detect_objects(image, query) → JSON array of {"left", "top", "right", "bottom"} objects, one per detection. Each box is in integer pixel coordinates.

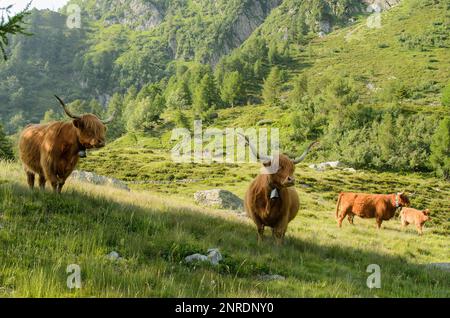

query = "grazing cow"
[
  {"left": 242, "top": 134, "right": 318, "bottom": 244},
  {"left": 19, "top": 95, "right": 114, "bottom": 193},
  {"left": 400, "top": 208, "right": 430, "bottom": 235},
  {"left": 335, "top": 192, "right": 410, "bottom": 229}
]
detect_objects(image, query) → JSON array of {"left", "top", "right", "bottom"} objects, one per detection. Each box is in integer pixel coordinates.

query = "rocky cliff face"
[
  {"left": 84, "top": 0, "right": 165, "bottom": 30},
  {"left": 362, "top": 0, "right": 402, "bottom": 10},
  {"left": 209, "top": 0, "right": 281, "bottom": 65},
  {"left": 78, "top": 0, "right": 281, "bottom": 64}
]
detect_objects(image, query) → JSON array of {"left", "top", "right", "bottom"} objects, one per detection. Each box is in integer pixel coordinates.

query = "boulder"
[
  {"left": 194, "top": 189, "right": 243, "bottom": 211},
  {"left": 70, "top": 170, "right": 130, "bottom": 191},
  {"left": 425, "top": 263, "right": 450, "bottom": 272},
  {"left": 185, "top": 248, "right": 223, "bottom": 266},
  {"left": 309, "top": 161, "right": 345, "bottom": 171},
  {"left": 107, "top": 251, "right": 121, "bottom": 261}
]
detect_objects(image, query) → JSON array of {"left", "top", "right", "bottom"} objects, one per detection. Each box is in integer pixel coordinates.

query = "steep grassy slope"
[
  {"left": 219, "top": 0, "right": 449, "bottom": 110},
  {"left": 0, "top": 161, "right": 449, "bottom": 297},
  {"left": 293, "top": 0, "right": 450, "bottom": 109}
]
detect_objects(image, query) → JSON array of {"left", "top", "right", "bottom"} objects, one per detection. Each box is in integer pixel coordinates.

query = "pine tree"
[
  {"left": 0, "top": 4, "right": 31, "bottom": 60},
  {"left": 106, "top": 93, "right": 126, "bottom": 140},
  {"left": 262, "top": 67, "right": 283, "bottom": 106},
  {"left": 167, "top": 80, "right": 191, "bottom": 110},
  {"left": 290, "top": 75, "right": 308, "bottom": 103},
  {"left": 221, "top": 71, "right": 244, "bottom": 107},
  {"left": 430, "top": 117, "right": 450, "bottom": 179},
  {"left": 193, "top": 73, "right": 220, "bottom": 117},
  {"left": 0, "top": 124, "right": 13, "bottom": 160}
]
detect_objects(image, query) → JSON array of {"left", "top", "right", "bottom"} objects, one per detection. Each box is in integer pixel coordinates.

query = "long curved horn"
[
  {"left": 238, "top": 132, "right": 272, "bottom": 162},
  {"left": 101, "top": 111, "right": 115, "bottom": 124},
  {"left": 54, "top": 95, "right": 80, "bottom": 119},
  {"left": 292, "top": 141, "right": 319, "bottom": 164}
]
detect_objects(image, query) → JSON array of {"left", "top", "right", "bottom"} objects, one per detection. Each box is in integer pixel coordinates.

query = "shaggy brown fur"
[
  {"left": 19, "top": 102, "right": 108, "bottom": 193},
  {"left": 400, "top": 207, "right": 430, "bottom": 235},
  {"left": 244, "top": 141, "right": 318, "bottom": 245},
  {"left": 335, "top": 192, "right": 410, "bottom": 229}
]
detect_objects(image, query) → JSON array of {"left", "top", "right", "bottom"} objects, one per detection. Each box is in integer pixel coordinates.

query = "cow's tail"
[{"left": 335, "top": 193, "right": 343, "bottom": 219}]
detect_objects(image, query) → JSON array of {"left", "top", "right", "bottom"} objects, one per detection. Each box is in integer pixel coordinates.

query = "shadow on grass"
[{"left": 0, "top": 181, "right": 448, "bottom": 297}]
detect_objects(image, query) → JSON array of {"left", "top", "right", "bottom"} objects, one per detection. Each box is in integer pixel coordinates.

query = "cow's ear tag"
[{"left": 270, "top": 188, "right": 279, "bottom": 199}]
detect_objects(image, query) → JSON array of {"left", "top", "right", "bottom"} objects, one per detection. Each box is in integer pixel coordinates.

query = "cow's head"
[
  {"left": 241, "top": 133, "right": 318, "bottom": 188},
  {"left": 397, "top": 192, "right": 410, "bottom": 207},
  {"left": 55, "top": 95, "right": 114, "bottom": 149},
  {"left": 422, "top": 209, "right": 431, "bottom": 221}
]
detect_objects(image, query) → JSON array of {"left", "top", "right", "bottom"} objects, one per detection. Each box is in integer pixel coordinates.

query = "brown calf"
[{"left": 400, "top": 208, "right": 430, "bottom": 235}]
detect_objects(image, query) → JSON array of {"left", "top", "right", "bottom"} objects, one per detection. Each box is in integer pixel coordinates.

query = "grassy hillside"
[
  {"left": 218, "top": 0, "right": 449, "bottom": 109},
  {"left": 0, "top": 160, "right": 448, "bottom": 297},
  {"left": 294, "top": 0, "right": 450, "bottom": 110}
]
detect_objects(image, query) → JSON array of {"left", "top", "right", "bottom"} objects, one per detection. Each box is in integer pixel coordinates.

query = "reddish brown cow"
[
  {"left": 19, "top": 95, "right": 114, "bottom": 193},
  {"left": 242, "top": 135, "right": 318, "bottom": 244},
  {"left": 335, "top": 192, "right": 410, "bottom": 229},
  {"left": 400, "top": 207, "right": 430, "bottom": 235}
]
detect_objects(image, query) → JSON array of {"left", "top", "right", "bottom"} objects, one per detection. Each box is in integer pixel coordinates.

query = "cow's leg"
[
  {"left": 252, "top": 217, "right": 265, "bottom": 243},
  {"left": 416, "top": 224, "right": 423, "bottom": 235},
  {"left": 401, "top": 218, "right": 408, "bottom": 229},
  {"left": 376, "top": 218, "right": 383, "bottom": 229},
  {"left": 347, "top": 213, "right": 355, "bottom": 225},
  {"left": 45, "top": 173, "right": 58, "bottom": 193},
  {"left": 272, "top": 219, "right": 288, "bottom": 245},
  {"left": 337, "top": 207, "right": 349, "bottom": 228},
  {"left": 272, "top": 226, "right": 286, "bottom": 245},
  {"left": 50, "top": 181, "right": 58, "bottom": 193},
  {"left": 38, "top": 175, "right": 46, "bottom": 190},
  {"left": 273, "top": 228, "right": 286, "bottom": 245},
  {"left": 57, "top": 181, "right": 65, "bottom": 194},
  {"left": 26, "top": 172, "right": 35, "bottom": 189}
]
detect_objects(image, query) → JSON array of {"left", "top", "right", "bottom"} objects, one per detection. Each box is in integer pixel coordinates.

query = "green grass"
[{"left": 1, "top": 156, "right": 449, "bottom": 297}]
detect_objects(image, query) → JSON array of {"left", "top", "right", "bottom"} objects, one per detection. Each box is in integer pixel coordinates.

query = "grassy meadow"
[{"left": 0, "top": 147, "right": 448, "bottom": 297}]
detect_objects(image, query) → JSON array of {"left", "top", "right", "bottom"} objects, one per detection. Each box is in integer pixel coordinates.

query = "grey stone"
[
  {"left": 426, "top": 263, "right": 450, "bottom": 271},
  {"left": 194, "top": 189, "right": 243, "bottom": 211},
  {"left": 185, "top": 253, "right": 208, "bottom": 263},
  {"left": 107, "top": 251, "right": 121, "bottom": 261},
  {"left": 207, "top": 248, "right": 223, "bottom": 265},
  {"left": 309, "top": 161, "right": 345, "bottom": 171},
  {"left": 185, "top": 248, "right": 223, "bottom": 266},
  {"left": 70, "top": 170, "right": 130, "bottom": 191}
]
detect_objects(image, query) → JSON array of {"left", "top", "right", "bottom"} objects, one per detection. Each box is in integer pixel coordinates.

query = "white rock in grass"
[
  {"left": 258, "top": 274, "right": 285, "bottom": 281},
  {"left": 426, "top": 263, "right": 450, "bottom": 271},
  {"left": 207, "top": 248, "right": 223, "bottom": 265},
  {"left": 185, "top": 253, "right": 208, "bottom": 263},
  {"left": 107, "top": 251, "right": 120, "bottom": 261},
  {"left": 185, "top": 248, "right": 223, "bottom": 266}
]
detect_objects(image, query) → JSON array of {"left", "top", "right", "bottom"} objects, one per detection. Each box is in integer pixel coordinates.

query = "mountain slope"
[{"left": 0, "top": 0, "right": 282, "bottom": 129}]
